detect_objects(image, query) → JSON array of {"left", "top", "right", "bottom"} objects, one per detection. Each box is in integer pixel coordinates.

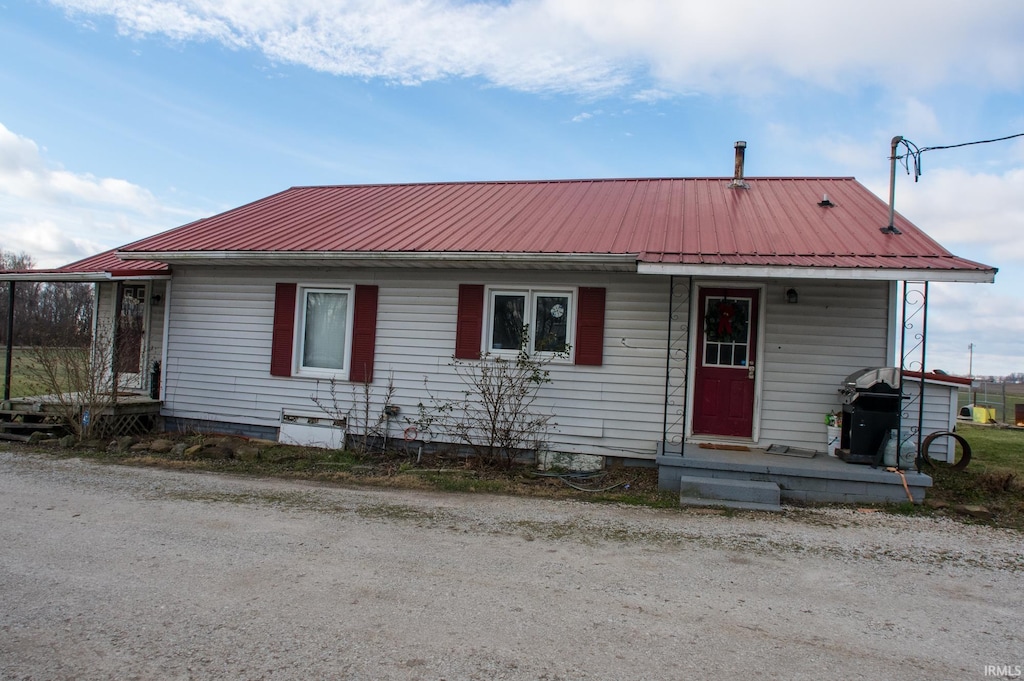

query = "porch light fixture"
[
  {"left": 150, "top": 294, "right": 162, "bottom": 304},
  {"left": 786, "top": 288, "right": 798, "bottom": 304}
]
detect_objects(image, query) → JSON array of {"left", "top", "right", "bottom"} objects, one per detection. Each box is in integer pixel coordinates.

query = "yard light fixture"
[{"left": 786, "top": 288, "right": 798, "bottom": 304}]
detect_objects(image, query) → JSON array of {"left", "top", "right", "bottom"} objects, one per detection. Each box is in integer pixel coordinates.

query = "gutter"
[
  {"left": 636, "top": 262, "right": 997, "bottom": 284},
  {"left": 0, "top": 272, "right": 172, "bottom": 283},
  {"left": 115, "top": 250, "right": 641, "bottom": 270}
]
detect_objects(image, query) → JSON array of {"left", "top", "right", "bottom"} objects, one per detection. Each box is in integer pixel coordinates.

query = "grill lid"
[{"left": 841, "top": 367, "right": 901, "bottom": 392}]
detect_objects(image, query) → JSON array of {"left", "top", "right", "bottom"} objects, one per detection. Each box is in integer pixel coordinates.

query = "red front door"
[{"left": 692, "top": 287, "right": 759, "bottom": 438}]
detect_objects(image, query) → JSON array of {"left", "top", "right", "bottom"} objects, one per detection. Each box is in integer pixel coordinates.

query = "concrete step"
[{"left": 678, "top": 474, "right": 782, "bottom": 511}]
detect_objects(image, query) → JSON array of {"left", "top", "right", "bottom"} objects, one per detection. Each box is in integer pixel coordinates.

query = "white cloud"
[
  {"left": 571, "top": 112, "right": 593, "bottom": 122},
  {"left": 48, "top": 0, "right": 1024, "bottom": 97},
  {"left": 893, "top": 167, "right": 1024, "bottom": 264},
  {"left": 924, "top": 282, "right": 1024, "bottom": 376},
  {"left": 0, "top": 122, "right": 158, "bottom": 211},
  {"left": 0, "top": 123, "right": 200, "bottom": 268}
]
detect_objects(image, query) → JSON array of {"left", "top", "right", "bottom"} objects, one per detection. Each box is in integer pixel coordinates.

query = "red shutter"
[
  {"left": 271, "top": 283, "right": 297, "bottom": 377},
  {"left": 455, "top": 284, "right": 485, "bottom": 359},
  {"left": 349, "top": 285, "right": 379, "bottom": 383},
  {"left": 575, "top": 287, "right": 606, "bottom": 366}
]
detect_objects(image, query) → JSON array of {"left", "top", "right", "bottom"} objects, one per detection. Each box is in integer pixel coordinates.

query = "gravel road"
[{"left": 1, "top": 450, "right": 1021, "bottom": 681}]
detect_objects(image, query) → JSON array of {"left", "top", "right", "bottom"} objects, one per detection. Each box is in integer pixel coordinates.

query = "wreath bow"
[
  {"left": 717, "top": 302, "right": 735, "bottom": 337},
  {"left": 705, "top": 298, "right": 749, "bottom": 343}
]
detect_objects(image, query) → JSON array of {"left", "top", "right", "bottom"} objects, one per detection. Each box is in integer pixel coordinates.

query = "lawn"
[
  {"left": 925, "top": 422, "right": 1024, "bottom": 528},
  {"left": 0, "top": 346, "right": 92, "bottom": 399}
]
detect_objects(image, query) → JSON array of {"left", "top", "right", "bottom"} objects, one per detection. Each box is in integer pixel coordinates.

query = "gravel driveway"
[{"left": 1, "top": 450, "right": 1021, "bottom": 680}]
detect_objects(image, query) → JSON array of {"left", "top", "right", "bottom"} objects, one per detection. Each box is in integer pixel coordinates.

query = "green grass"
[
  {"left": 925, "top": 423, "right": 1024, "bottom": 528},
  {"left": 0, "top": 346, "right": 91, "bottom": 398},
  {"left": 14, "top": 417, "right": 1024, "bottom": 528},
  {"left": 952, "top": 423, "right": 1024, "bottom": 473}
]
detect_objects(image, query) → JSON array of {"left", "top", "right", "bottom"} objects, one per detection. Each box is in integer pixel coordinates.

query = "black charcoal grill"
[{"left": 837, "top": 368, "right": 902, "bottom": 465}]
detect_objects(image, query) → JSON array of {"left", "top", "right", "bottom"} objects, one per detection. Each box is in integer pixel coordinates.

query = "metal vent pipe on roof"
[{"left": 729, "top": 140, "right": 749, "bottom": 189}]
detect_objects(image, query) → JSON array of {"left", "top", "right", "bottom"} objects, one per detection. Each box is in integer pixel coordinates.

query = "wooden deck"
[
  {"left": 0, "top": 393, "right": 161, "bottom": 441},
  {"left": 657, "top": 442, "right": 931, "bottom": 508}
]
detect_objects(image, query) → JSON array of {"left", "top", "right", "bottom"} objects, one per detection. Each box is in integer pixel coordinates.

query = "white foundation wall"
[{"left": 160, "top": 267, "right": 671, "bottom": 459}]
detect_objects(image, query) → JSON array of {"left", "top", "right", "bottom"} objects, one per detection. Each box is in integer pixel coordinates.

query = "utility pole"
[{"left": 968, "top": 342, "right": 976, "bottom": 406}]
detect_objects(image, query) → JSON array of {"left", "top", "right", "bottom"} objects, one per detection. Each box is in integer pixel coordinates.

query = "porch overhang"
[
  {"left": 636, "top": 262, "right": 997, "bottom": 283},
  {"left": 0, "top": 271, "right": 172, "bottom": 283}
]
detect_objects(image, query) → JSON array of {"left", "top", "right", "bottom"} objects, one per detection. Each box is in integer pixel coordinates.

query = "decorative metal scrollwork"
[
  {"left": 664, "top": 277, "right": 692, "bottom": 449},
  {"left": 899, "top": 281, "right": 929, "bottom": 471}
]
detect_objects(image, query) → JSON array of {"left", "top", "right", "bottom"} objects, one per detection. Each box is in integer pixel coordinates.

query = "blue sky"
[{"left": 1, "top": 0, "right": 1022, "bottom": 376}]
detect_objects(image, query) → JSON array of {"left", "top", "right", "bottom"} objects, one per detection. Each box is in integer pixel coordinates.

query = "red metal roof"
[
  {"left": 0, "top": 248, "right": 169, "bottom": 280},
  {"left": 55, "top": 249, "right": 170, "bottom": 278},
  {"left": 116, "top": 177, "right": 991, "bottom": 275}
]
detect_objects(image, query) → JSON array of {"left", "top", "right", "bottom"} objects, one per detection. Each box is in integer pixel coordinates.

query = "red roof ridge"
[{"left": 286, "top": 176, "right": 860, "bottom": 190}]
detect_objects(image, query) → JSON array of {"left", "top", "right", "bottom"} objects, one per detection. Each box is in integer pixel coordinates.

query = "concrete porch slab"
[
  {"left": 677, "top": 474, "right": 783, "bottom": 511},
  {"left": 658, "top": 443, "right": 930, "bottom": 505}
]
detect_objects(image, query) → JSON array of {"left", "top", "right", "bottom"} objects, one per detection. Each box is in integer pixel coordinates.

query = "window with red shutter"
[
  {"left": 270, "top": 283, "right": 379, "bottom": 382},
  {"left": 457, "top": 284, "right": 605, "bottom": 365}
]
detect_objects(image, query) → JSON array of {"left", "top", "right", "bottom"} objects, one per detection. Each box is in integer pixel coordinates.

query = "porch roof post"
[{"left": 4, "top": 281, "right": 14, "bottom": 402}]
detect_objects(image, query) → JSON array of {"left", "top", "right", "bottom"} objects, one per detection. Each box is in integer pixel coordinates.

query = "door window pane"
[
  {"left": 302, "top": 290, "right": 349, "bottom": 370},
  {"left": 703, "top": 297, "right": 752, "bottom": 367}
]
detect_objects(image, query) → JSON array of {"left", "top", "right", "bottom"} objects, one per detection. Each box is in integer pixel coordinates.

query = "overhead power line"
[{"left": 893, "top": 132, "right": 1024, "bottom": 181}]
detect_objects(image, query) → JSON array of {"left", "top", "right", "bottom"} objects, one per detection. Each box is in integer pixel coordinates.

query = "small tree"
[
  {"left": 415, "top": 333, "right": 563, "bottom": 468},
  {"left": 24, "top": 327, "right": 118, "bottom": 441}
]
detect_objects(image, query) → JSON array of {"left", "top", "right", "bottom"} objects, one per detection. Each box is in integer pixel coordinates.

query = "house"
[{"left": 2, "top": 145, "right": 996, "bottom": 504}]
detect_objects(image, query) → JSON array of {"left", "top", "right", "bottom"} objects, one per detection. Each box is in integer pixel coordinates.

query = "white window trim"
[
  {"left": 294, "top": 285, "right": 355, "bottom": 377},
  {"left": 484, "top": 286, "right": 576, "bottom": 360}
]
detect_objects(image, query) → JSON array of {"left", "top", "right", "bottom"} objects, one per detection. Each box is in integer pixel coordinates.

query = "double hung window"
[
  {"left": 488, "top": 289, "right": 573, "bottom": 356},
  {"left": 297, "top": 287, "right": 353, "bottom": 373}
]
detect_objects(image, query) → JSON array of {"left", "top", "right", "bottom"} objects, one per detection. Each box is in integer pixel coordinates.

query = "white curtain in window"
[{"left": 303, "top": 291, "right": 348, "bottom": 370}]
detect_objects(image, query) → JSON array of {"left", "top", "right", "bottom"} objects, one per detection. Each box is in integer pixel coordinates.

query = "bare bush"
[
  {"left": 413, "top": 339, "right": 562, "bottom": 469},
  {"left": 23, "top": 328, "right": 117, "bottom": 440},
  {"left": 311, "top": 373, "right": 397, "bottom": 453}
]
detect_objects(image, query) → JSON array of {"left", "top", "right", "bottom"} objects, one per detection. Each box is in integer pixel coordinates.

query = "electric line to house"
[
  {"left": 882, "top": 131, "right": 1024, "bottom": 235},
  {"left": 892, "top": 132, "right": 1024, "bottom": 182}
]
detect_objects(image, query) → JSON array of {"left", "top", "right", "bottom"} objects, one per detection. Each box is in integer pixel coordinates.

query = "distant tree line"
[{"left": 0, "top": 250, "right": 93, "bottom": 347}]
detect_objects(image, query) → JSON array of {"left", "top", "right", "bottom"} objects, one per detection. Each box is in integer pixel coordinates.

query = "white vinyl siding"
[
  {"left": 147, "top": 281, "right": 167, "bottom": 381},
  {"left": 157, "top": 268, "right": 903, "bottom": 459},
  {"left": 160, "top": 267, "right": 670, "bottom": 459},
  {"left": 758, "top": 281, "right": 891, "bottom": 452},
  {"left": 95, "top": 280, "right": 167, "bottom": 394},
  {"left": 901, "top": 378, "right": 960, "bottom": 462}
]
